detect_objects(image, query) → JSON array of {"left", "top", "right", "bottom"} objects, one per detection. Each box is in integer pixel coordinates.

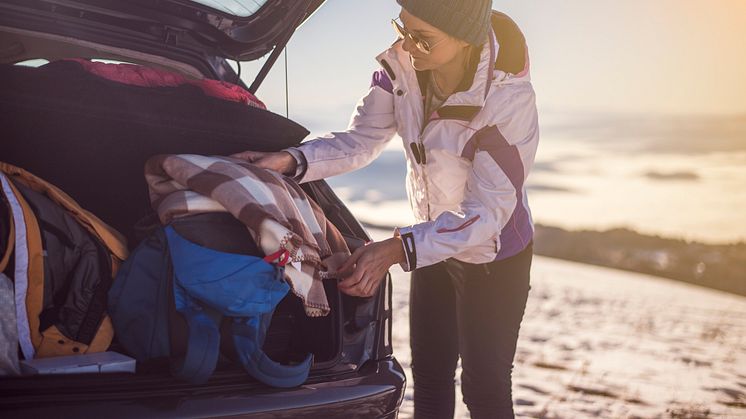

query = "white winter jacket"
[{"left": 292, "top": 12, "right": 539, "bottom": 272}]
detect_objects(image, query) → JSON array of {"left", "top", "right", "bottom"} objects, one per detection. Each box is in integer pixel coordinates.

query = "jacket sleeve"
[
  {"left": 394, "top": 92, "right": 539, "bottom": 272},
  {"left": 285, "top": 147, "right": 308, "bottom": 181},
  {"left": 291, "top": 69, "right": 397, "bottom": 183}
]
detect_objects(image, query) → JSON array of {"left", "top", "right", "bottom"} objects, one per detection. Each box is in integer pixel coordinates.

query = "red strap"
[
  {"left": 278, "top": 249, "right": 291, "bottom": 266},
  {"left": 263, "top": 248, "right": 291, "bottom": 267}
]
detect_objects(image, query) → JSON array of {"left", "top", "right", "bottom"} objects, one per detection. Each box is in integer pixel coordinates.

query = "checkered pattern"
[
  {"left": 145, "top": 154, "right": 350, "bottom": 317},
  {"left": 0, "top": 273, "right": 20, "bottom": 375}
]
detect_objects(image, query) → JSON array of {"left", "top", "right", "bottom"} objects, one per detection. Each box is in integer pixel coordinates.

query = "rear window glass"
[
  {"left": 14, "top": 59, "right": 134, "bottom": 67},
  {"left": 190, "top": 0, "right": 269, "bottom": 17},
  {"left": 14, "top": 59, "right": 49, "bottom": 67}
]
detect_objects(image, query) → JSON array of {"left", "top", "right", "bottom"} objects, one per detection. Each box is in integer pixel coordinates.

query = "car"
[{"left": 0, "top": 0, "right": 406, "bottom": 417}]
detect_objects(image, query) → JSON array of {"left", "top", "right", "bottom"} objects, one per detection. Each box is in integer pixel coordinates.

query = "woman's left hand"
[{"left": 336, "top": 238, "right": 405, "bottom": 297}]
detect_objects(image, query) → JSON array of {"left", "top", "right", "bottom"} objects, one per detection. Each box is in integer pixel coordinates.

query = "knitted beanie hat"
[{"left": 396, "top": 0, "right": 492, "bottom": 46}]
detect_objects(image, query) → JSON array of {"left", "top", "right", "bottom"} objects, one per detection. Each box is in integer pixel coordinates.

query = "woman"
[{"left": 236, "top": 1, "right": 538, "bottom": 417}]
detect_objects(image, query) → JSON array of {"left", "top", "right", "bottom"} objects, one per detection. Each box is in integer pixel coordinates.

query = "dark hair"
[
  {"left": 457, "top": 43, "right": 483, "bottom": 92},
  {"left": 414, "top": 43, "right": 483, "bottom": 95}
]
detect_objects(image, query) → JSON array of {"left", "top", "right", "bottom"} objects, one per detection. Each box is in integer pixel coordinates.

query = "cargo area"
[{"left": 0, "top": 57, "right": 363, "bottom": 386}]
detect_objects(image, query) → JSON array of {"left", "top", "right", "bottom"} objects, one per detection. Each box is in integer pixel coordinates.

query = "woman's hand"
[
  {"left": 337, "top": 237, "right": 406, "bottom": 297},
  {"left": 231, "top": 150, "right": 297, "bottom": 175}
]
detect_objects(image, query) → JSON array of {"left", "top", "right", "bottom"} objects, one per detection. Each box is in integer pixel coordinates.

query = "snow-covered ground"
[{"left": 367, "top": 229, "right": 746, "bottom": 418}]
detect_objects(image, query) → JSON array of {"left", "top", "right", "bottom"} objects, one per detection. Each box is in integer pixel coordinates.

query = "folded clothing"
[
  {"left": 0, "top": 162, "right": 128, "bottom": 360},
  {"left": 145, "top": 154, "right": 351, "bottom": 317}
]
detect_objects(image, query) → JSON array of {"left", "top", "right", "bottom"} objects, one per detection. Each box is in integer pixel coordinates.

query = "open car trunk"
[
  {"left": 0, "top": 58, "right": 392, "bottom": 405},
  {"left": 0, "top": 0, "right": 402, "bottom": 415}
]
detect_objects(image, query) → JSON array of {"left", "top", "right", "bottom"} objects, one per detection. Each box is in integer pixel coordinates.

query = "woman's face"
[{"left": 398, "top": 9, "right": 470, "bottom": 72}]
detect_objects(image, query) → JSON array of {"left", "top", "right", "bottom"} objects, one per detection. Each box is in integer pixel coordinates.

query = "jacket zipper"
[
  {"left": 416, "top": 93, "right": 449, "bottom": 222},
  {"left": 384, "top": 53, "right": 436, "bottom": 222},
  {"left": 416, "top": 115, "right": 434, "bottom": 221}
]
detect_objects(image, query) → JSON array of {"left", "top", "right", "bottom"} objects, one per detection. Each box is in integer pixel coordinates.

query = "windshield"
[{"left": 190, "top": 0, "right": 269, "bottom": 17}]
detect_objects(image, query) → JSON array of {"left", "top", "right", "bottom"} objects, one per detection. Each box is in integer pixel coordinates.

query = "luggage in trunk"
[{"left": 0, "top": 60, "right": 343, "bottom": 379}]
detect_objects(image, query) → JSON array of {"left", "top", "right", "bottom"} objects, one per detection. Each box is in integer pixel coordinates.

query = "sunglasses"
[{"left": 391, "top": 17, "right": 446, "bottom": 55}]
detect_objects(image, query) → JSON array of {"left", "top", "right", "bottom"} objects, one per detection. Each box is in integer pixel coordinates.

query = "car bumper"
[{"left": 2, "top": 358, "right": 406, "bottom": 419}]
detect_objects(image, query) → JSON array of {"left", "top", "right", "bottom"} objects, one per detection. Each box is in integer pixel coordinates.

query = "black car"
[{"left": 0, "top": 0, "right": 405, "bottom": 417}]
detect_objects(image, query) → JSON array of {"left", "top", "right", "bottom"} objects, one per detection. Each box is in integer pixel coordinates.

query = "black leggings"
[{"left": 409, "top": 242, "right": 533, "bottom": 419}]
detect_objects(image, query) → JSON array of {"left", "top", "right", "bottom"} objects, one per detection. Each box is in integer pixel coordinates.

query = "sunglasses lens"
[
  {"left": 418, "top": 40, "right": 431, "bottom": 54},
  {"left": 392, "top": 18, "right": 432, "bottom": 55}
]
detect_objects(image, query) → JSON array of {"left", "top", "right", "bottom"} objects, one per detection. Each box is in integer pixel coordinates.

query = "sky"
[
  {"left": 240, "top": 0, "right": 746, "bottom": 131},
  {"left": 231, "top": 1, "right": 746, "bottom": 243}
]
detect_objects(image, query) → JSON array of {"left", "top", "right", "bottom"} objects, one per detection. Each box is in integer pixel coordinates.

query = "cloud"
[{"left": 643, "top": 171, "right": 700, "bottom": 181}]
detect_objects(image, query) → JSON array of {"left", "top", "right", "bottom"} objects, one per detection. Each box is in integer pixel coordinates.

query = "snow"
[{"left": 367, "top": 229, "right": 746, "bottom": 418}]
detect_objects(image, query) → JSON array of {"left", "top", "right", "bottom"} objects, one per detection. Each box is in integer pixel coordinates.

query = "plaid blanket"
[{"left": 145, "top": 154, "right": 350, "bottom": 317}]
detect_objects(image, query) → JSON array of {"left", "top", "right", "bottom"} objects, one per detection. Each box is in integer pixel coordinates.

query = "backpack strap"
[
  {"left": 0, "top": 174, "right": 43, "bottom": 360},
  {"left": 0, "top": 197, "right": 13, "bottom": 273},
  {"left": 170, "top": 299, "right": 223, "bottom": 385},
  {"left": 167, "top": 247, "right": 222, "bottom": 385},
  {"left": 231, "top": 311, "right": 313, "bottom": 388}
]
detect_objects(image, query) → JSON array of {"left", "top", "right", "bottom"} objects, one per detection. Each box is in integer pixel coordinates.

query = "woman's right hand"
[{"left": 231, "top": 150, "right": 297, "bottom": 175}]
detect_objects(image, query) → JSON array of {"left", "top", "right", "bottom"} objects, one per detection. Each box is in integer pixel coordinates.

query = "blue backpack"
[{"left": 107, "top": 214, "right": 313, "bottom": 386}]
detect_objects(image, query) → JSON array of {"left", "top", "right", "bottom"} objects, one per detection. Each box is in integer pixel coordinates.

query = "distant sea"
[{"left": 322, "top": 112, "right": 746, "bottom": 245}]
